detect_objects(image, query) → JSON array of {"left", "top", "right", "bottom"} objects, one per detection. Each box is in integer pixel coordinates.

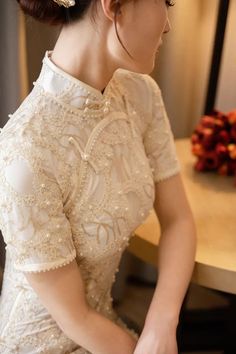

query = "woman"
[{"left": 0, "top": 0, "right": 196, "bottom": 353}]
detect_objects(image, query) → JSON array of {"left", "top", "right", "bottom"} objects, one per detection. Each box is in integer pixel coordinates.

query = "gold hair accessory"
[{"left": 52, "top": 0, "right": 76, "bottom": 8}]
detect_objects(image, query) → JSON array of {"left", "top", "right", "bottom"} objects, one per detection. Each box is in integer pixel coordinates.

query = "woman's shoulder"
[
  {"left": 0, "top": 85, "right": 70, "bottom": 153},
  {"left": 115, "top": 68, "right": 160, "bottom": 92},
  {"left": 0, "top": 87, "right": 72, "bottom": 178},
  {"left": 114, "top": 68, "right": 161, "bottom": 110}
]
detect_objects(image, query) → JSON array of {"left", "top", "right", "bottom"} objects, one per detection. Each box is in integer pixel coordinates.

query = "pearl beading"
[
  {"left": 0, "top": 58, "right": 181, "bottom": 352},
  {"left": 33, "top": 81, "right": 112, "bottom": 121}
]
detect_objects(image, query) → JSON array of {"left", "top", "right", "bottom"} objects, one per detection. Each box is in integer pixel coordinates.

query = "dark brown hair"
[
  {"left": 17, "top": 0, "right": 132, "bottom": 57},
  {"left": 16, "top": 0, "right": 95, "bottom": 26}
]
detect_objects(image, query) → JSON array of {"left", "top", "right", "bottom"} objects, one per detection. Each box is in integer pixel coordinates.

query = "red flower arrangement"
[{"left": 191, "top": 110, "right": 236, "bottom": 186}]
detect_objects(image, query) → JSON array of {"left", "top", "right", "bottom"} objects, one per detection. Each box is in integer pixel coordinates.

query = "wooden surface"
[{"left": 128, "top": 138, "right": 236, "bottom": 295}]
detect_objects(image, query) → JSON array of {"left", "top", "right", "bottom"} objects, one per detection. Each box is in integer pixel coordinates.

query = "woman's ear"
[{"left": 100, "top": 0, "right": 121, "bottom": 22}]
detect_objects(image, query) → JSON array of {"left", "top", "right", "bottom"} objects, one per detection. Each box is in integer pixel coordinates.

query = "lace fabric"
[{"left": 0, "top": 50, "right": 180, "bottom": 353}]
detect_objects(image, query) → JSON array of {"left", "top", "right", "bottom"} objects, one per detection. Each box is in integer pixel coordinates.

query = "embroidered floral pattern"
[{"left": 0, "top": 51, "right": 180, "bottom": 353}]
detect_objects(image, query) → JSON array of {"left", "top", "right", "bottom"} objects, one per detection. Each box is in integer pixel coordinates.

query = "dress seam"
[{"left": 1, "top": 289, "right": 24, "bottom": 337}]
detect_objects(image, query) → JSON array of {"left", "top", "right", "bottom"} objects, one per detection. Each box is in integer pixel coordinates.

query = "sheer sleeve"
[
  {"left": 143, "top": 76, "right": 181, "bottom": 183},
  {"left": 0, "top": 141, "right": 76, "bottom": 273}
]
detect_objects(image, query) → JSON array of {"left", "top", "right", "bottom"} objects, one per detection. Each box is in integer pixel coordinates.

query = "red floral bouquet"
[{"left": 191, "top": 110, "right": 236, "bottom": 186}]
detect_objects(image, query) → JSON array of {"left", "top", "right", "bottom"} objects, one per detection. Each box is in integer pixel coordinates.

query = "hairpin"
[{"left": 52, "top": 0, "right": 76, "bottom": 8}]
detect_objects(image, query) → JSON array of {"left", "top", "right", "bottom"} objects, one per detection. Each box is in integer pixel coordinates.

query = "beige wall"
[
  {"left": 153, "top": 0, "right": 218, "bottom": 138},
  {"left": 216, "top": 0, "right": 236, "bottom": 112},
  {"left": 0, "top": 1, "right": 21, "bottom": 126},
  {"left": 24, "top": 17, "right": 59, "bottom": 91}
]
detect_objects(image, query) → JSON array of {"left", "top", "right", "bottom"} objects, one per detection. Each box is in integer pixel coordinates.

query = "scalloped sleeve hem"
[
  {"left": 153, "top": 164, "right": 181, "bottom": 184},
  {"left": 13, "top": 250, "right": 77, "bottom": 273}
]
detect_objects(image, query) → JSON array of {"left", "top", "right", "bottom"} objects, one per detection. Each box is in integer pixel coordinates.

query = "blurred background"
[{"left": 1, "top": 1, "right": 236, "bottom": 353}]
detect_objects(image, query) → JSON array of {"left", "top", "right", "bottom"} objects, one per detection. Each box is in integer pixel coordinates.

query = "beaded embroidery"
[{"left": 0, "top": 50, "right": 180, "bottom": 353}]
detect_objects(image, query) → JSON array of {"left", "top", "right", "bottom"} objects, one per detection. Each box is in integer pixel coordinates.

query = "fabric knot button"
[
  {"left": 41, "top": 183, "right": 45, "bottom": 188},
  {"left": 103, "top": 107, "right": 109, "bottom": 114},
  {"left": 118, "top": 190, "right": 122, "bottom": 195},
  {"left": 87, "top": 280, "right": 96, "bottom": 291},
  {"left": 85, "top": 98, "right": 91, "bottom": 106},
  {"left": 68, "top": 136, "right": 74, "bottom": 143},
  {"left": 82, "top": 153, "right": 89, "bottom": 161}
]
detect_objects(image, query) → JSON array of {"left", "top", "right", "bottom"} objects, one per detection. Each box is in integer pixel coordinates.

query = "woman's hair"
[
  {"left": 17, "top": 0, "right": 132, "bottom": 57},
  {"left": 16, "top": 0, "right": 95, "bottom": 26}
]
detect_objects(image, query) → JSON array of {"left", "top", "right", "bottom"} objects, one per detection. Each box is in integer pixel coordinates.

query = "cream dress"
[{"left": 0, "top": 51, "right": 180, "bottom": 353}]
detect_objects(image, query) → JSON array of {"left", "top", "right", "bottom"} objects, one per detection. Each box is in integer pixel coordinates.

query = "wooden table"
[{"left": 128, "top": 138, "right": 236, "bottom": 295}]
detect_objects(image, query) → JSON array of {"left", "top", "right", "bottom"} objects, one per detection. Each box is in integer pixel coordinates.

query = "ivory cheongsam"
[{"left": 0, "top": 50, "right": 180, "bottom": 353}]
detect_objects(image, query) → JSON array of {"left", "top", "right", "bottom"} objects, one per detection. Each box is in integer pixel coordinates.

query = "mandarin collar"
[{"left": 35, "top": 50, "right": 116, "bottom": 111}]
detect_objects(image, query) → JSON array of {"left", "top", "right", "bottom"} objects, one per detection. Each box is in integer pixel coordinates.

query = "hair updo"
[
  {"left": 17, "top": 0, "right": 132, "bottom": 57},
  {"left": 16, "top": 0, "right": 95, "bottom": 26}
]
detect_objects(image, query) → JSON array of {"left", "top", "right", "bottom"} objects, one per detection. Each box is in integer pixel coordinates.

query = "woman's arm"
[
  {"left": 134, "top": 173, "right": 197, "bottom": 353},
  {"left": 25, "top": 260, "right": 137, "bottom": 354},
  {"left": 146, "top": 172, "right": 196, "bottom": 326}
]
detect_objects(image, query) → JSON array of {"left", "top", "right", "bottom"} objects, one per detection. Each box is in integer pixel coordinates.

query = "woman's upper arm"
[
  {"left": 25, "top": 259, "right": 89, "bottom": 331},
  {"left": 154, "top": 173, "right": 194, "bottom": 229},
  {"left": 140, "top": 76, "right": 193, "bottom": 226},
  {"left": 143, "top": 75, "right": 181, "bottom": 184},
  {"left": 0, "top": 141, "right": 76, "bottom": 272},
  {"left": 0, "top": 139, "right": 89, "bottom": 330}
]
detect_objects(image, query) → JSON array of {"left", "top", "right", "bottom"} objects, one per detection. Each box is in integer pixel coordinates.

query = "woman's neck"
[{"left": 51, "top": 17, "right": 117, "bottom": 93}]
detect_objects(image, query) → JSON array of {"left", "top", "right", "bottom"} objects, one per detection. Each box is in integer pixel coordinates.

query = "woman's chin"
[
  {"left": 137, "top": 58, "right": 157, "bottom": 74},
  {"left": 126, "top": 58, "right": 156, "bottom": 75},
  {"left": 116, "top": 52, "right": 157, "bottom": 74}
]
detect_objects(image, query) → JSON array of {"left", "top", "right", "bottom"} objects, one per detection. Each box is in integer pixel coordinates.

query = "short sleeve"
[
  {"left": 0, "top": 142, "right": 76, "bottom": 273},
  {"left": 143, "top": 76, "right": 181, "bottom": 183}
]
